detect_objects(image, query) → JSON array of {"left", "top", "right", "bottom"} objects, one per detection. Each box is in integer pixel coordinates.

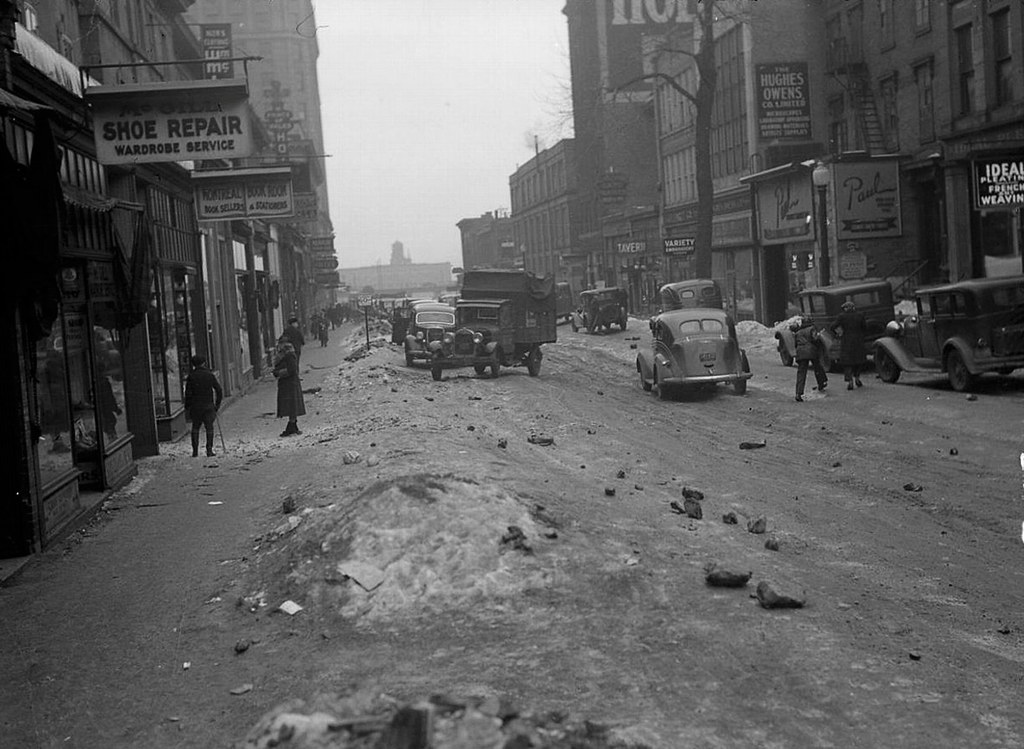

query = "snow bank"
[{"left": 275, "top": 474, "right": 556, "bottom": 625}]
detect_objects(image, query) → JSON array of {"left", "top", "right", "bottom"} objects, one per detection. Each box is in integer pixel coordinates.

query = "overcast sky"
[{"left": 314, "top": 0, "right": 571, "bottom": 269}]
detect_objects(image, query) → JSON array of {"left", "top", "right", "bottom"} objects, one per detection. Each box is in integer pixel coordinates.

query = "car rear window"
[
  {"left": 416, "top": 311, "right": 455, "bottom": 325},
  {"left": 990, "top": 284, "right": 1024, "bottom": 308},
  {"left": 678, "top": 318, "right": 725, "bottom": 334}
]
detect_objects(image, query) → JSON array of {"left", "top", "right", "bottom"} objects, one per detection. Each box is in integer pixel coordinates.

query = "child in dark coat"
[{"left": 792, "top": 318, "right": 828, "bottom": 402}]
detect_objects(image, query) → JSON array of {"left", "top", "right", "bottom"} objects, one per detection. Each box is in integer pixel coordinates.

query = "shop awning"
[{"left": 0, "top": 87, "right": 50, "bottom": 113}]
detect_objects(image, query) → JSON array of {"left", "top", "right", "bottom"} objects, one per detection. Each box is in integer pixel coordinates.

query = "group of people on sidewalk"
[
  {"left": 792, "top": 300, "right": 869, "bottom": 402},
  {"left": 183, "top": 316, "right": 310, "bottom": 451}
]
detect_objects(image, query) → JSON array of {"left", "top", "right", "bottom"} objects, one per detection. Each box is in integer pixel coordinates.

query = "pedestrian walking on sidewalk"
[
  {"left": 273, "top": 338, "right": 305, "bottom": 437},
  {"left": 184, "top": 354, "right": 223, "bottom": 456},
  {"left": 831, "top": 300, "right": 868, "bottom": 390},
  {"left": 792, "top": 317, "right": 828, "bottom": 402},
  {"left": 282, "top": 316, "right": 305, "bottom": 364}
]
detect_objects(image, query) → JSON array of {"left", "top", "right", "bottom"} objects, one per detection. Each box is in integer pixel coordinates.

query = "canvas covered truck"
[{"left": 428, "top": 270, "right": 557, "bottom": 380}]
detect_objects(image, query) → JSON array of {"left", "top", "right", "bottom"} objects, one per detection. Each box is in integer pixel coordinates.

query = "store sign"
[
  {"left": 756, "top": 62, "right": 811, "bottom": 140},
  {"left": 310, "top": 236, "right": 335, "bottom": 254},
  {"left": 200, "top": 24, "right": 234, "bottom": 79},
  {"left": 192, "top": 167, "right": 294, "bottom": 221},
  {"left": 839, "top": 248, "right": 869, "bottom": 280},
  {"left": 755, "top": 173, "right": 813, "bottom": 245},
  {"left": 617, "top": 240, "right": 646, "bottom": 254},
  {"left": 86, "top": 79, "right": 255, "bottom": 164},
  {"left": 313, "top": 254, "right": 339, "bottom": 271},
  {"left": 973, "top": 157, "right": 1024, "bottom": 210},
  {"left": 610, "top": 0, "right": 688, "bottom": 24},
  {"left": 663, "top": 237, "right": 695, "bottom": 255},
  {"left": 315, "top": 272, "right": 340, "bottom": 286},
  {"left": 834, "top": 161, "right": 902, "bottom": 239},
  {"left": 293, "top": 192, "right": 318, "bottom": 221}
]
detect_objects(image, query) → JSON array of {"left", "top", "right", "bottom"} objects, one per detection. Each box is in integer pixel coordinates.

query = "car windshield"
[
  {"left": 461, "top": 307, "right": 498, "bottom": 322},
  {"left": 416, "top": 311, "right": 455, "bottom": 325},
  {"left": 678, "top": 318, "right": 725, "bottom": 335}
]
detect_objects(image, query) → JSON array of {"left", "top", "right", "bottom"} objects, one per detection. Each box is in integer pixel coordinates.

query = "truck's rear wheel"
[
  {"left": 946, "top": 350, "right": 974, "bottom": 392},
  {"left": 474, "top": 365, "right": 486, "bottom": 375},
  {"left": 431, "top": 365, "right": 442, "bottom": 381},
  {"left": 490, "top": 350, "right": 501, "bottom": 378}
]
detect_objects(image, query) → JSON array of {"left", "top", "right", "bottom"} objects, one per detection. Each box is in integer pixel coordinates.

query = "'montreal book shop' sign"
[
  {"left": 192, "top": 167, "right": 294, "bottom": 221},
  {"left": 85, "top": 79, "right": 254, "bottom": 164}
]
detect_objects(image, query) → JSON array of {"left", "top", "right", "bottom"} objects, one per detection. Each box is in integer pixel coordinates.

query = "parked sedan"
[
  {"left": 403, "top": 302, "right": 456, "bottom": 367},
  {"left": 874, "top": 275, "right": 1024, "bottom": 392},
  {"left": 637, "top": 307, "right": 752, "bottom": 398},
  {"left": 572, "top": 287, "right": 628, "bottom": 333}
]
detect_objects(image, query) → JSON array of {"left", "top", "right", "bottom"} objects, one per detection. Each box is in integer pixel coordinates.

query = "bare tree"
[{"left": 617, "top": 0, "right": 754, "bottom": 279}]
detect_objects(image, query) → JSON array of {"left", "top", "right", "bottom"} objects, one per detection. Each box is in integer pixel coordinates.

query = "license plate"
[{"left": 699, "top": 352, "right": 716, "bottom": 363}]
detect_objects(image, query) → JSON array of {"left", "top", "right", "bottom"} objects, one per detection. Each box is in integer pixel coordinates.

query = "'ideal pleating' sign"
[{"left": 85, "top": 79, "right": 255, "bottom": 164}]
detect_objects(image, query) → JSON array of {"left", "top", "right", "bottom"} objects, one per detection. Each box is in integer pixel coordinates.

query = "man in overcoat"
[
  {"left": 273, "top": 339, "right": 305, "bottom": 437},
  {"left": 184, "top": 355, "right": 223, "bottom": 457},
  {"left": 792, "top": 318, "right": 828, "bottom": 402},
  {"left": 830, "top": 300, "right": 868, "bottom": 389}
]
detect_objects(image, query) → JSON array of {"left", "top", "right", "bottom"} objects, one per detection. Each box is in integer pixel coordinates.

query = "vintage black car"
[
  {"left": 572, "top": 287, "right": 628, "bottom": 333},
  {"left": 659, "top": 279, "right": 723, "bottom": 311},
  {"left": 775, "top": 280, "right": 895, "bottom": 370},
  {"left": 874, "top": 275, "right": 1024, "bottom": 392},
  {"left": 637, "top": 307, "right": 752, "bottom": 398},
  {"left": 403, "top": 301, "right": 456, "bottom": 367}
]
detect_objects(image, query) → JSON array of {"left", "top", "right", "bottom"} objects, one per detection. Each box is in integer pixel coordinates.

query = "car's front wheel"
[
  {"left": 875, "top": 348, "right": 900, "bottom": 383},
  {"left": 405, "top": 347, "right": 415, "bottom": 367},
  {"left": 946, "top": 349, "right": 975, "bottom": 392},
  {"left": 525, "top": 346, "right": 542, "bottom": 377}
]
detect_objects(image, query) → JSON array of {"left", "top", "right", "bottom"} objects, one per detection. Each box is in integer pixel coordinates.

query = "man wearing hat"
[
  {"left": 831, "top": 300, "right": 869, "bottom": 389},
  {"left": 281, "top": 316, "right": 305, "bottom": 364}
]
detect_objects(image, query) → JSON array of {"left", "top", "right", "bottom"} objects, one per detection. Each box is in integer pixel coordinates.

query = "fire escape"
[{"left": 827, "top": 39, "right": 887, "bottom": 155}]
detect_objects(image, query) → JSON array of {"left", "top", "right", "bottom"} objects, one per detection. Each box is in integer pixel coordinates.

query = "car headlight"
[
  {"left": 885, "top": 320, "right": 902, "bottom": 336},
  {"left": 472, "top": 333, "right": 483, "bottom": 344},
  {"left": 416, "top": 331, "right": 425, "bottom": 340},
  {"left": 977, "top": 338, "right": 987, "bottom": 349},
  {"left": 443, "top": 332, "right": 454, "bottom": 344}
]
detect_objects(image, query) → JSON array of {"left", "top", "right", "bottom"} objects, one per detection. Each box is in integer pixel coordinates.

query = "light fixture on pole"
[{"left": 812, "top": 162, "right": 832, "bottom": 286}]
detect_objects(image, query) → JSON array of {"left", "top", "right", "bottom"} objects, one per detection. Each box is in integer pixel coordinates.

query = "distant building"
[
  {"left": 456, "top": 212, "right": 517, "bottom": 270},
  {"left": 338, "top": 263, "right": 454, "bottom": 296},
  {"left": 390, "top": 241, "right": 411, "bottom": 265},
  {"left": 509, "top": 139, "right": 584, "bottom": 291}
]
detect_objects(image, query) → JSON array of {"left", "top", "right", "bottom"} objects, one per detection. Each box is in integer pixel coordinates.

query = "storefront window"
[
  {"left": 148, "top": 267, "right": 196, "bottom": 417},
  {"left": 35, "top": 324, "right": 73, "bottom": 483}
]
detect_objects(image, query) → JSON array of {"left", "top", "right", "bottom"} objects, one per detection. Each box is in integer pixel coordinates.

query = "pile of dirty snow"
[
  {"left": 737, "top": 318, "right": 793, "bottom": 356},
  {"left": 265, "top": 474, "right": 558, "bottom": 624}
]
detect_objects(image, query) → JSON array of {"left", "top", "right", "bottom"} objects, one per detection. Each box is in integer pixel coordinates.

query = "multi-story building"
[
  {"left": 818, "top": 0, "right": 1023, "bottom": 287},
  {"left": 337, "top": 262, "right": 454, "bottom": 298},
  {"left": 509, "top": 139, "right": 584, "bottom": 291},
  {"left": 456, "top": 211, "right": 517, "bottom": 271}
]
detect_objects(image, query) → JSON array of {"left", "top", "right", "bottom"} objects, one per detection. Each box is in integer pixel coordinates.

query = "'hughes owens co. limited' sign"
[{"left": 85, "top": 80, "right": 255, "bottom": 165}]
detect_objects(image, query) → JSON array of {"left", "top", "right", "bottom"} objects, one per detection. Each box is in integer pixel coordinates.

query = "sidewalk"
[{"left": 0, "top": 328, "right": 353, "bottom": 748}]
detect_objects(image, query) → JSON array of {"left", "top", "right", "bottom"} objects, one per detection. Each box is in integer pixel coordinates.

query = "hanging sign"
[
  {"left": 192, "top": 167, "right": 294, "bottom": 221},
  {"left": 86, "top": 79, "right": 255, "bottom": 164},
  {"left": 200, "top": 24, "right": 234, "bottom": 79},
  {"left": 309, "top": 236, "right": 335, "bottom": 254}
]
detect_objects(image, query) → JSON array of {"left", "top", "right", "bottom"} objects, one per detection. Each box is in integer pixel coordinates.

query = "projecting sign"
[
  {"left": 973, "top": 157, "right": 1024, "bottom": 210},
  {"left": 192, "top": 167, "right": 294, "bottom": 221},
  {"left": 200, "top": 24, "right": 234, "bottom": 79},
  {"left": 309, "top": 236, "right": 335, "bottom": 254},
  {"left": 755, "top": 171, "right": 813, "bottom": 245},
  {"left": 834, "top": 161, "right": 902, "bottom": 239},
  {"left": 85, "top": 79, "right": 255, "bottom": 164},
  {"left": 756, "top": 63, "right": 811, "bottom": 140},
  {"left": 293, "top": 192, "right": 318, "bottom": 221},
  {"left": 313, "top": 254, "right": 338, "bottom": 271}
]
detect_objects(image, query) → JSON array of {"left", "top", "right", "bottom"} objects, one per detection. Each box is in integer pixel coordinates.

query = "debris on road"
[
  {"left": 739, "top": 440, "right": 767, "bottom": 450},
  {"left": 747, "top": 516, "right": 767, "bottom": 534},
  {"left": 342, "top": 450, "right": 362, "bottom": 464},
  {"left": 903, "top": 483, "right": 923, "bottom": 492},
  {"left": 755, "top": 581, "right": 805, "bottom": 609},
  {"left": 282, "top": 495, "right": 297, "bottom": 514},
  {"left": 617, "top": 469, "right": 626, "bottom": 478},
  {"left": 704, "top": 563, "right": 752, "bottom": 588},
  {"left": 497, "top": 438, "right": 508, "bottom": 448},
  {"left": 680, "top": 497, "right": 703, "bottom": 519},
  {"left": 499, "top": 525, "right": 533, "bottom": 555},
  {"left": 966, "top": 394, "right": 978, "bottom": 401},
  {"left": 681, "top": 487, "right": 705, "bottom": 501},
  {"left": 337, "top": 561, "right": 386, "bottom": 592},
  {"left": 764, "top": 536, "right": 780, "bottom": 551},
  {"left": 278, "top": 600, "right": 304, "bottom": 616},
  {"left": 605, "top": 487, "right": 616, "bottom": 497},
  {"left": 722, "top": 511, "right": 739, "bottom": 525},
  {"left": 230, "top": 683, "right": 254, "bottom": 696},
  {"left": 234, "top": 639, "right": 251, "bottom": 654},
  {"left": 527, "top": 433, "right": 555, "bottom": 446}
]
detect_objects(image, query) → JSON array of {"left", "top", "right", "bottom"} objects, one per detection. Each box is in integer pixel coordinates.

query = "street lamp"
[{"left": 812, "top": 162, "right": 831, "bottom": 286}]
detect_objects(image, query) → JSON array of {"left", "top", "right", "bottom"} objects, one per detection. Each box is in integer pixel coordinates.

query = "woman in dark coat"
[
  {"left": 830, "top": 300, "right": 868, "bottom": 389},
  {"left": 273, "top": 339, "right": 305, "bottom": 436}
]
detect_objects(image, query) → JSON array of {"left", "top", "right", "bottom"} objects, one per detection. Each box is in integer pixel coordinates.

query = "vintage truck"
[{"left": 428, "top": 270, "right": 557, "bottom": 380}]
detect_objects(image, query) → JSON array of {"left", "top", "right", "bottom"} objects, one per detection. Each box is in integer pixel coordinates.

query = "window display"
[
  {"left": 149, "top": 267, "right": 196, "bottom": 417},
  {"left": 35, "top": 325, "right": 73, "bottom": 484}
]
